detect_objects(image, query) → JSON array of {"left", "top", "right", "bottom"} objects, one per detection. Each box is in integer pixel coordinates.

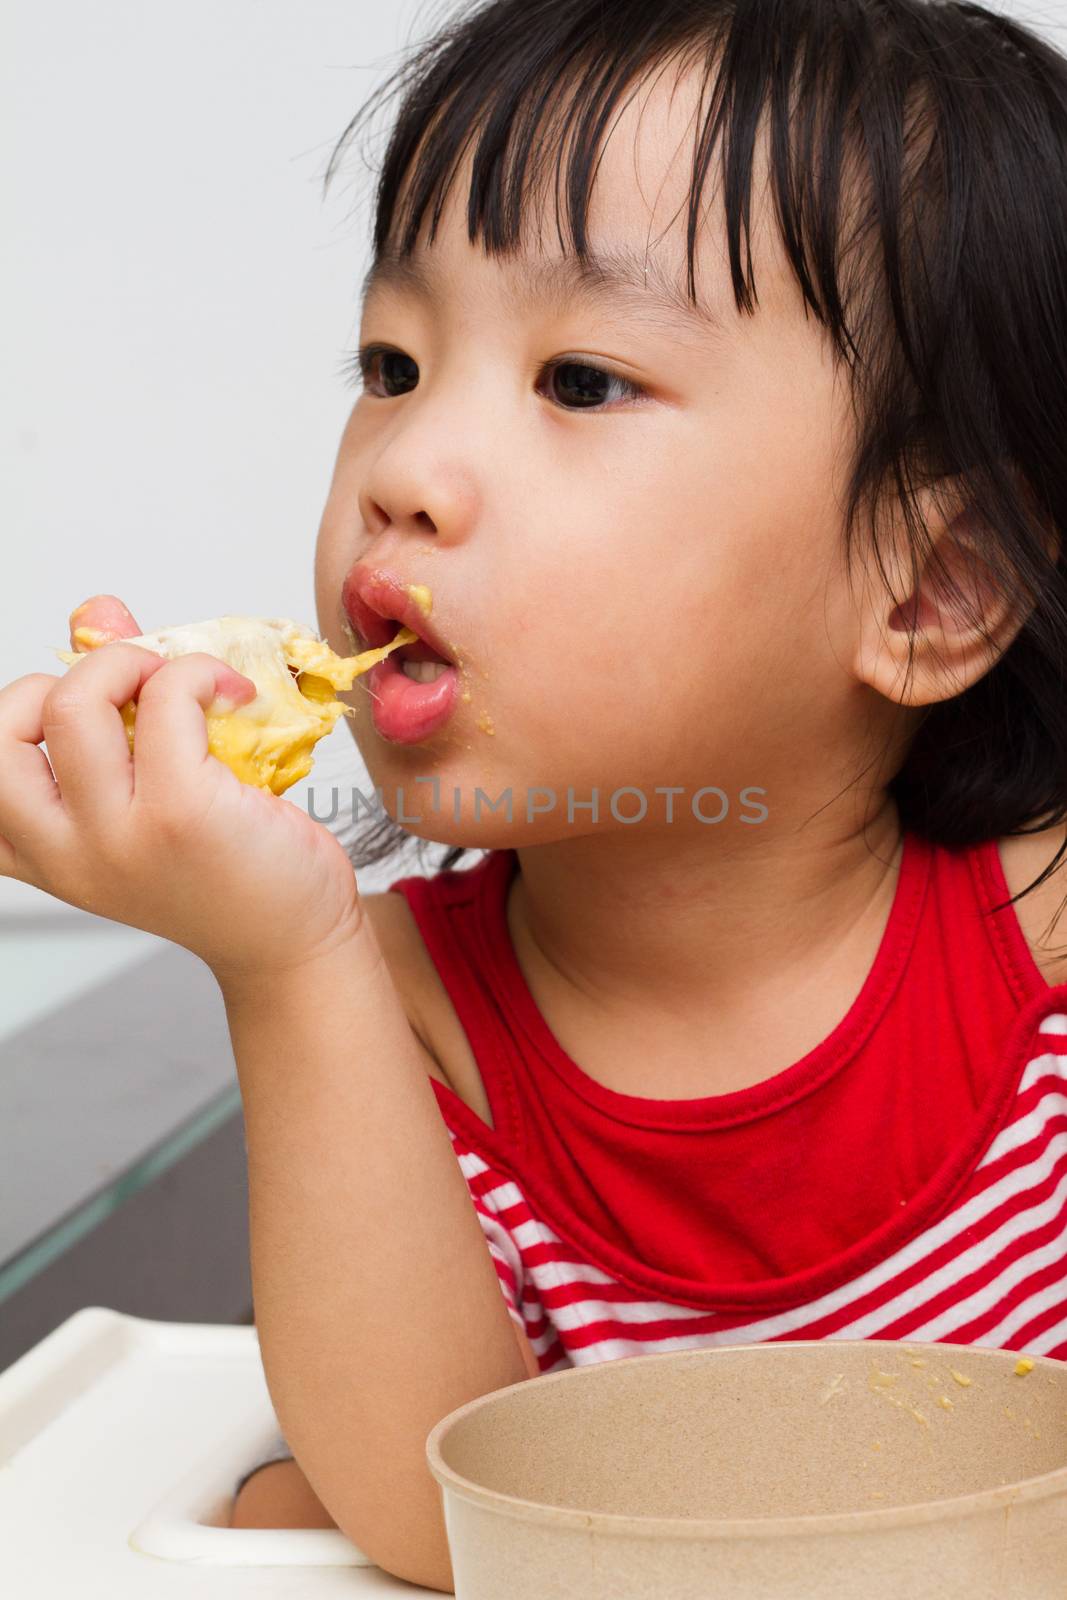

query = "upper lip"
[{"left": 341, "top": 565, "right": 455, "bottom": 664}]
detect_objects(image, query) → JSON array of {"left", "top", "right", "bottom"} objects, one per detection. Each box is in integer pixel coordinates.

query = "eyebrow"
[{"left": 360, "top": 244, "right": 723, "bottom": 338}]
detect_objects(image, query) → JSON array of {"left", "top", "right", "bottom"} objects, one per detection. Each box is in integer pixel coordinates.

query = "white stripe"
[
  {"left": 524, "top": 1121, "right": 1067, "bottom": 1349},
  {"left": 1038, "top": 1014, "right": 1067, "bottom": 1035},
  {"left": 484, "top": 1237, "right": 517, "bottom": 1282},
  {"left": 559, "top": 1324, "right": 766, "bottom": 1363},
  {"left": 977, "top": 1076, "right": 1067, "bottom": 1168},
  {"left": 1019, "top": 1050, "right": 1067, "bottom": 1088},
  {"left": 446, "top": 1041, "right": 1067, "bottom": 1355},
  {"left": 455, "top": 1148, "right": 491, "bottom": 1181},
  {"left": 1021, "top": 1310, "right": 1067, "bottom": 1355},
  {"left": 509, "top": 1217, "right": 619, "bottom": 1283},
  {"left": 527, "top": 1290, "right": 715, "bottom": 1333},
  {"left": 475, "top": 1207, "right": 517, "bottom": 1255},
  {"left": 464, "top": 1174, "right": 525, "bottom": 1213},
  {"left": 958, "top": 1272, "right": 1067, "bottom": 1352},
  {"left": 543, "top": 1190, "right": 1067, "bottom": 1350},
  {"left": 475, "top": 1209, "right": 524, "bottom": 1304},
  {"left": 820, "top": 1165, "right": 1067, "bottom": 1343},
  {"left": 886, "top": 1183, "right": 1067, "bottom": 1342}
]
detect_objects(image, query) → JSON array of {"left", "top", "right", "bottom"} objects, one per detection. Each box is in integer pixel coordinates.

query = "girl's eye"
[
  {"left": 349, "top": 345, "right": 645, "bottom": 410},
  {"left": 538, "top": 360, "right": 645, "bottom": 409},
  {"left": 355, "top": 346, "right": 418, "bottom": 398}
]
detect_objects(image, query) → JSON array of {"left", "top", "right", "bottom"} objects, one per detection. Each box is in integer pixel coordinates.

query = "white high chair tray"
[{"left": 0, "top": 1306, "right": 437, "bottom": 1595}]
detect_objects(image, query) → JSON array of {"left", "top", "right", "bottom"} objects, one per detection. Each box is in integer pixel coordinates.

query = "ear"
[{"left": 852, "top": 489, "right": 1037, "bottom": 709}]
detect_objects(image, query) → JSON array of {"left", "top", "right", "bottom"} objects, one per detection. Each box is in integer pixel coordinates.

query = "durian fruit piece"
[{"left": 54, "top": 616, "right": 416, "bottom": 795}]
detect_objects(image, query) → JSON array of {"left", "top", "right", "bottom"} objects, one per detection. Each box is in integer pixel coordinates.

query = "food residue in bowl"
[{"left": 867, "top": 1367, "right": 930, "bottom": 1427}]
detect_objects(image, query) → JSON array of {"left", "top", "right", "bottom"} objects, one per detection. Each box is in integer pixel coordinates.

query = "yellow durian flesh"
[{"left": 53, "top": 616, "right": 417, "bottom": 796}]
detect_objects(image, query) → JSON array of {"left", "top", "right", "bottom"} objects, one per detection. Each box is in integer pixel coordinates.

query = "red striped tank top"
[{"left": 386, "top": 832, "right": 1067, "bottom": 1374}]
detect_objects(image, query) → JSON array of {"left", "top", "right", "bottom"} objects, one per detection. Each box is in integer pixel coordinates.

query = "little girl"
[{"left": 5, "top": 0, "right": 1067, "bottom": 1589}]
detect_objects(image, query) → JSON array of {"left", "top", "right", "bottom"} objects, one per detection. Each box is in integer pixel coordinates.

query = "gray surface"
[
  {"left": 0, "top": 939, "right": 238, "bottom": 1263},
  {"left": 0, "top": 1108, "right": 253, "bottom": 1371},
  {"left": 0, "top": 908, "right": 163, "bottom": 1042}
]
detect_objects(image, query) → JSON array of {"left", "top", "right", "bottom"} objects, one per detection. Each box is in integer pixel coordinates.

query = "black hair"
[{"left": 324, "top": 0, "right": 1067, "bottom": 929}]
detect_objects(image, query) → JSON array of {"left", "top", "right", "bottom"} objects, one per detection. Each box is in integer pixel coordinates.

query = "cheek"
[
  {"left": 313, "top": 500, "right": 369, "bottom": 657},
  {"left": 313, "top": 416, "right": 367, "bottom": 616},
  {"left": 482, "top": 458, "right": 832, "bottom": 763},
  {"left": 312, "top": 517, "right": 342, "bottom": 638},
  {"left": 314, "top": 509, "right": 343, "bottom": 590}
]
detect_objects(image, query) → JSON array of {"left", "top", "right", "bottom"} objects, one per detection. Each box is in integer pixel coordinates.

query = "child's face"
[{"left": 316, "top": 62, "right": 879, "bottom": 846}]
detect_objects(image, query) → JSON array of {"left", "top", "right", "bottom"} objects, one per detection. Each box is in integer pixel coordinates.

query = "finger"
[
  {"left": 129, "top": 652, "right": 258, "bottom": 811},
  {"left": 0, "top": 674, "right": 70, "bottom": 877},
  {"left": 68, "top": 595, "right": 142, "bottom": 650},
  {"left": 41, "top": 642, "right": 173, "bottom": 827}
]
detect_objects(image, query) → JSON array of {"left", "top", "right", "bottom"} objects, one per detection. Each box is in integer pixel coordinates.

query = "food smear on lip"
[
  {"left": 358, "top": 581, "right": 463, "bottom": 744},
  {"left": 54, "top": 614, "right": 417, "bottom": 795},
  {"left": 354, "top": 580, "right": 489, "bottom": 744},
  {"left": 406, "top": 582, "right": 433, "bottom": 616}
]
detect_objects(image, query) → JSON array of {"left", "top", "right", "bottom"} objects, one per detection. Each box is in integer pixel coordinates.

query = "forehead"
[
  {"left": 363, "top": 56, "right": 795, "bottom": 337},
  {"left": 362, "top": 242, "right": 724, "bottom": 341}
]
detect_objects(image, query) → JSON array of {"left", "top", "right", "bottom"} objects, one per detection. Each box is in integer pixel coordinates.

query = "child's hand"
[{"left": 0, "top": 595, "right": 364, "bottom": 986}]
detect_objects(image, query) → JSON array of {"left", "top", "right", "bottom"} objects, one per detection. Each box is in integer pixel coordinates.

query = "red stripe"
[
  {"left": 510, "top": 1154, "right": 1065, "bottom": 1349},
  {"left": 561, "top": 1307, "right": 736, "bottom": 1352},
  {"left": 790, "top": 1146, "right": 1067, "bottom": 1343},
  {"left": 488, "top": 1253, "right": 517, "bottom": 1303},
  {"left": 942, "top": 1239, "right": 1067, "bottom": 1347},
  {"left": 522, "top": 1307, "right": 552, "bottom": 1342},
  {"left": 447, "top": 1054, "right": 1067, "bottom": 1368},
  {"left": 972, "top": 1102, "right": 1067, "bottom": 1190},
  {"left": 537, "top": 1336, "right": 567, "bottom": 1372},
  {"left": 992, "top": 1278, "right": 1067, "bottom": 1351}
]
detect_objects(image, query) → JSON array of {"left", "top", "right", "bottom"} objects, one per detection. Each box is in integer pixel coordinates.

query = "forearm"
[{"left": 219, "top": 923, "right": 529, "bottom": 1587}]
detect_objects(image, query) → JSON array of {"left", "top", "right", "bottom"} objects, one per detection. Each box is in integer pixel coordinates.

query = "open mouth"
[
  {"left": 362, "top": 623, "right": 459, "bottom": 743},
  {"left": 381, "top": 617, "right": 452, "bottom": 681}
]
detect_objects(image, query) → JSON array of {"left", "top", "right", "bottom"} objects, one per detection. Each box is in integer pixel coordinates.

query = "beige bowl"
[{"left": 426, "top": 1338, "right": 1067, "bottom": 1598}]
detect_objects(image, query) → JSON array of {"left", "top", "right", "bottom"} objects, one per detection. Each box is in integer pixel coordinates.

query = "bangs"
[{"left": 325, "top": 0, "right": 945, "bottom": 372}]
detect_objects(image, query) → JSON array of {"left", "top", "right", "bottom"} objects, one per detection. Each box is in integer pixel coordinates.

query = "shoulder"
[
  {"left": 359, "top": 887, "right": 494, "bottom": 1125},
  {"left": 996, "top": 817, "right": 1067, "bottom": 985},
  {"left": 358, "top": 890, "right": 452, "bottom": 1089}
]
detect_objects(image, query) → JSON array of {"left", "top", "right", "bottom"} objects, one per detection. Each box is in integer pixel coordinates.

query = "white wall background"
[
  {"left": 2, "top": 0, "right": 1066, "bottom": 929},
  {"left": 2, "top": 0, "right": 457, "bottom": 929}
]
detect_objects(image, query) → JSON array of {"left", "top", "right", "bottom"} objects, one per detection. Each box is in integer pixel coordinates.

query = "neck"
[{"left": 505, "top": 797, "right": 906, "bottom": 1040}]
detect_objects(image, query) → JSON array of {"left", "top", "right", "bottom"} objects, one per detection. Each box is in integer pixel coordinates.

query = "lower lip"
[{"left": 364, "top": 653, "right": 459, "bottom": 743}]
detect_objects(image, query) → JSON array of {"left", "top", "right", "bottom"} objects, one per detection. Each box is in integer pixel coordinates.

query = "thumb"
[{"left": 69, "top": 595, "right": 143, "bottom": 649}]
